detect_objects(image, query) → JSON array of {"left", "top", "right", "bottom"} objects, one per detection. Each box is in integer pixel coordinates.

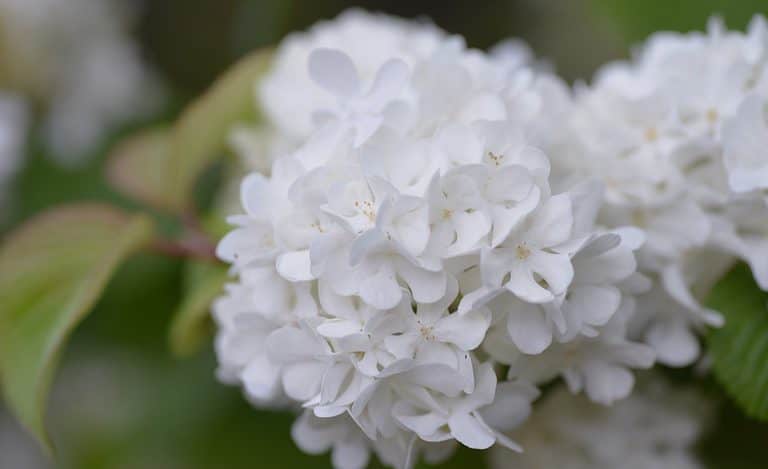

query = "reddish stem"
[{"left": 149, "top": 233, "right": 218, "bottom": 262}]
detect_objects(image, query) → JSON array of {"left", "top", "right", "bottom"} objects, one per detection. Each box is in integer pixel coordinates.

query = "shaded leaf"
[
  {"left": 169, "top": 49, "right": 273, "bottom": 211},
  {"left": 169, "top": 261, "right": 229, "bottom": 357},
  {"left": 0, "top": 203, "right": 154, "bottom": 450},
  {"left": 106, "top": 128, "right": 183, "bottom": 212},
  {"left": 706, "top": 264, "right": 768, "bottom": 420},
  {"left": 590, "top": 0, "right": 766, "bottom": 43},
  {"left": 104, "top": 49, "right": 272, "bottom": 215}
]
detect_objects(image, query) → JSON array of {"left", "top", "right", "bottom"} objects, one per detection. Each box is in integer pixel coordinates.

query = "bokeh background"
[{"left": 2, "top": 1, "right": 768, "bottom": 468}]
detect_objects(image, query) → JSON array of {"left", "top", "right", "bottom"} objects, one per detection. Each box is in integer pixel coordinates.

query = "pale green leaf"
[
  {"left": 590, "top": 0, "right": 766, "bottom": 43},
  {"left": 105, "top": 49, "right": 273, "bottom": 214},
  {"left": 707, "top": 264, "right": 768, "bottom": 420},
  {"left": 106, "top": 128, "right": 184, "bottom": 212},
  {"left": 169, "top": 49, "right": 273, "bottom": 209},
  {"left": 0, "top": 203, "right": 154, "bottom": 450},
  {"left": 169, "top": 261, "right": 229, "bottom": 357}
]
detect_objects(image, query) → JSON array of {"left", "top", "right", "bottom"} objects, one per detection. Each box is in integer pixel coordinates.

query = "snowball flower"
[
  {"left": 553, "top": 14, "right": 768, "bottom": 367},
  {"left": 215, "top": 9, "right": 655, "bottom": 469}
]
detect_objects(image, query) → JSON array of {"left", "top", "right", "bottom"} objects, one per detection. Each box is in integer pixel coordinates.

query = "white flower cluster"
[
  {"left": 553, "top": 16, "right": 768, "bottom": 367},
  {"left": 214, "top": 10, "right": 659, "bottom": 468},
  {"left": 0, "top": 0, "right": 164, "bottom": 164},
  {"left": 490, "top": 377, "right": 713, "bottom": 469}
]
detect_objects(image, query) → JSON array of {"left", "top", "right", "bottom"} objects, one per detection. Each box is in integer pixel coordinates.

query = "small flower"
[
  {"left": 478, "top": 194, "right": 575, "bottom": 304},
  {"left": 308, "top": 48, "right": 410, "bottom": 147},
  {"left": 492, "top": 314, "right": 655, "bottom": 405},
  {"left": 392, "top": 362, "right": 537, "bottom": 450}
]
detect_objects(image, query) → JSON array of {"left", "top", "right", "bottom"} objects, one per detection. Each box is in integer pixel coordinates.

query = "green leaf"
[
  {"left": 590, "top": 0, "right": 767, "bottom": 43},
  {"left": 106, "top": 128, "right": 184, "bottom": 212},
  {"left": 169, "top": 49, "right": 273, "bottom": 211},
  {"left": 169, "top": 261, "right": 229, "bottom": 357},
  {"left": 105, "top": 49, "right": 272, "bottom": 215},
  {"left": 0, "top": 203, "right": 154, "bottom": 450},
  {"left": 706, "top": 264, "right": 768, "bottom": 420}
]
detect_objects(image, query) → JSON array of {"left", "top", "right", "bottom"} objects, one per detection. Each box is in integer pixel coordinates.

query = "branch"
[{"left": 149, "top": 233, "right": 218, "bottom": 262}]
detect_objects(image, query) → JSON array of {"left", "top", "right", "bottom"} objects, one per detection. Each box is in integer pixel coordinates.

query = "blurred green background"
[{"left": 3, "top": 1, "right": 768, "bottom": 468}]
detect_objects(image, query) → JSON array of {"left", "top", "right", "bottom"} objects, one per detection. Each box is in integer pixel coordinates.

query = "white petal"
[
  {"left": 290, "top": 412, "right": 336, "bottom": 454},
  {"left": 241, "top": 354, "right": 281, "bottom": 401},
  {"left": 480, "top": 381, "right": 539, "bottom": 431},
  {"left": 459, "top": 92, "right": 507, "bottom": 122},
  {"left": 397, "top": 260, "right": 448, "bottom": 304},
  {"left": 576, "top": 233, "right": 620, "bottom": 259},
  {"left": 448, "top": 413, "right": 496, "bottom": 449},
  {"left": 266, "top": 325, "right": 327, "bottom": 362},
  {"left": 349, "top": 229, "right": 388, "bottom": 266},
  {"left": 568, "top": 180, "right": 603, "bottom": 237},
  {"left": 393, "top": 402, "right": 448, "bottom": 440},
  {"left": 365, "top": 59, "right": 409, "bottom": 109},
  {"left": 241, "top": 172, "right": 272, "bottom": 219},
  {"left": 317, "top": 319, "right": 362, "bottom": 338},
  {"left": 283, "top": 361, "right": 325, "bottom": 401},
  {"left": 525, "top": 193, "right": 573, "bottom": 247},
  {"left": 352, "top": 115, "right": 383, "bottom": 147},
  {"left": 492, "top": 431, "right": 523, "bottom": 453},
  {"left": 723, "top": 94, "right": 768, "bottom": 193},
  {"left": 458, "top": 285, "right": 501, "bottom": 315},
  {"left": 359, "top": 266, "right": 403, "bottom": 309},
  {"left": 389, "top": 197, "right": 430, "bottom": 255},
  {"left": 485, "top": 165, "right": 533, "bottom": 203},
  {"left": 490, "top": 186, "right": 540, "bottom": 247},
  {"left": 527, "top": 250, "right": 574, "bottom": 297},
  {"left": 573, "top": 240, "right": 637, "bottom": 285},
  {"left": 309, "top": 232, "right": 345, "bottom": 276},
  {"left": 646, "top": 320, "right": 700, "bottom": 367},
  {"left": 737, "top": 237, "right": 768, "bottom": 291},
  {"left": 216, "top": 229, "right": 244, "bottom": 264},
  {"left": 449, "top": 211, "right": 491, "bottom": 255},
  {"left": 505, "top": 261, "right": 553, "bottom": 304},
  {"left": 384, "top": 332, "right": 419, "bottom": 359},
  {"left": 308, "top": 48, "right": 360, "bottom": 98},
  {"left": 321, "top": 362, "right": 355, "bottom": 405},
  {"left": 582, "top": 362, "right": 634, "bottom": 405},
  {"left": 460, "top": 362, "right": 497, "bottom": 409},
  {"left": 332, "top": 438, "right": 370, "bottom": 469},
  {"left": 406, "top": 363, "right": 466, "bottom": 397},
  {"left": 417, "top": 342, "right": 463, "bottom": 369},
  {"left": 276, "top": 250, "right": 314, "bottom": 281},
  {"left": 567, "top": 285, "right": 621, "bottom": 328},
  {"left": 216, "top": 226, "right": 276, "bottom": 266},
  {"left": 434, "top": 309, "right": 491, "bottom": 351},
  {"left": 507, "top": 306, "right": 552, "bottom": 355}
]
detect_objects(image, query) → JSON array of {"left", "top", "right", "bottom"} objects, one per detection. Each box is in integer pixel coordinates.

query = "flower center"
[
  {"left": 354, "top": 200, "right": 376, "bottom": 221},
  {"left": 706, "top": 108, "right": 718, "bottom": 124},
  {"left": 631, "top": 209, "right": 647, "bottom": 227},
  {"left": 516, "top": 243, "right": 532, "bottom": 260},
  {"left": 488, "top": 151, "right": 505, "bottom": 166},
  {"left": 262, "top": 232, "right": 275, "bottom": 247},
  {"left": 419, "top": 323, "right": 436, "bottom": 341},
  {"left": 644, "top": 127, "right": 658, "bottom": 142}
]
